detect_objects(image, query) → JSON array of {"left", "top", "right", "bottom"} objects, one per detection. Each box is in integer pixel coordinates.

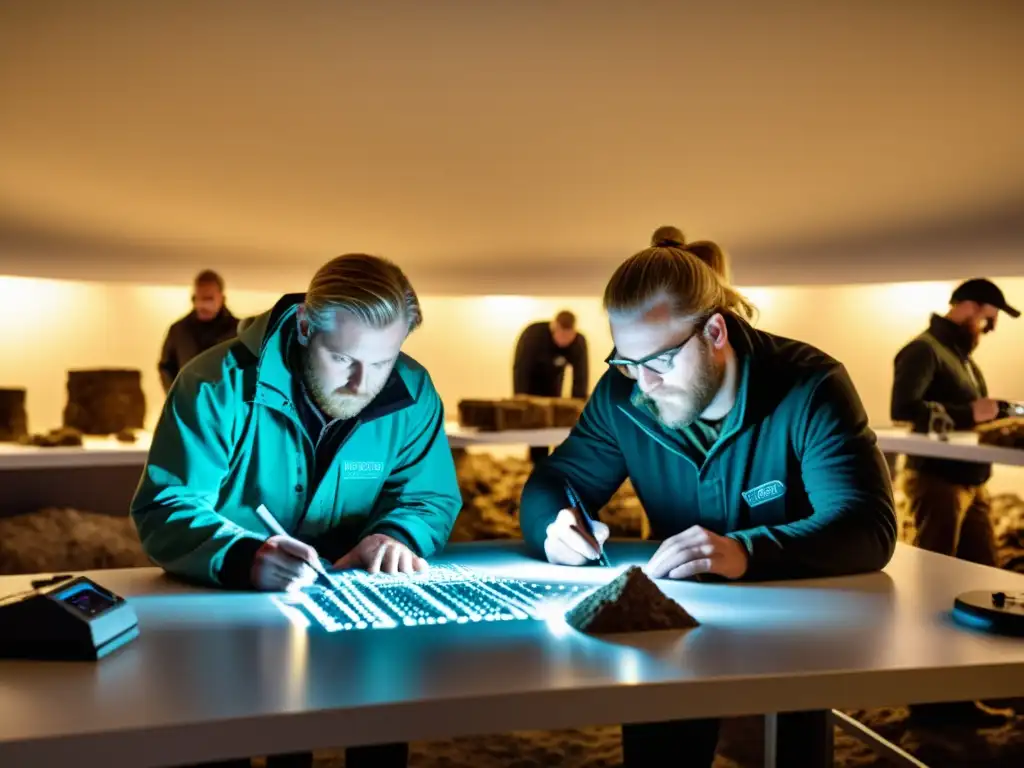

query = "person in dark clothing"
[
  {"left": 513, "top": 310, "right": 589, "bottom": 462},
  {"left": 519, "top": 229, "right": 897, "bottom": 768},
  {"left": 158, "top": 270, "right": 239, "bottom": 392},
  {"left": 891, "top": 277, "right": 1019, "bottom": 727}
]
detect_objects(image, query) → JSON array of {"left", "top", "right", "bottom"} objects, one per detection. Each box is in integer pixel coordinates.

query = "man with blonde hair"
[
  {"left": 133, "top": 253, "right": 461, "bottom": 768},
  {"left": 520, "top": 230, "right": 898, "bottom": 766}
]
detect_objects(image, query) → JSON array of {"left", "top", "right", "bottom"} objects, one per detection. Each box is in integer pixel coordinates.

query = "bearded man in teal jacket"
[{"left": 131, "top": 253, "right": 461, "bottom": 768}]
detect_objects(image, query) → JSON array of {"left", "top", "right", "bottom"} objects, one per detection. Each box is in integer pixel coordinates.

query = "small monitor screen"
[{"left": 54, "top": 581, "right": 117, "bottom": 618}]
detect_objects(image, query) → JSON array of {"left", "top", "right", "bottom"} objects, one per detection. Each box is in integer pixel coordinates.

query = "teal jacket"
[
  {"left": 520, "top": 315, "right": 897, "bottom": 580},
  {"left": 131, "top": 295, "right": 462, "bottom": 588}
]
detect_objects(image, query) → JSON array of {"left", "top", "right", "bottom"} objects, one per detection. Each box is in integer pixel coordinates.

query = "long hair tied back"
[{"left": 604, "top": 226, "right": 755, "bottom": 322}]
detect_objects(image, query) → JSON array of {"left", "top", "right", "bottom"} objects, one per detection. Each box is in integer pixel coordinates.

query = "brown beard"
[{"left": 632, "top": 339, "right": 725, "bottom": 429}]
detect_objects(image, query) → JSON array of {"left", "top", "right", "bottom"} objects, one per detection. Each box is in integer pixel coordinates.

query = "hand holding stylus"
[{"left": 543, "top": 508, "right": 611, "bottom": 567}]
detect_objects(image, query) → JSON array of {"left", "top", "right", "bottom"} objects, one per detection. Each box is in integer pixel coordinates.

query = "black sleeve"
[
  {"left": 568, "top": 335, "right": 589, "bottom": 398},
  {"left": 513, "top": 325, "right": 540, "bottom": 395},
  {"left": 519, "top": 375, "right": 628, "bottom": 557},
  {"left": 158, "top": 327, "right": 179, "bottom": 394},
  {"left": 891, "top": 341, "right": 974, "bottom": 429},
  {"left": 730, "top": 366, "right": 897, "bottom": 579}
]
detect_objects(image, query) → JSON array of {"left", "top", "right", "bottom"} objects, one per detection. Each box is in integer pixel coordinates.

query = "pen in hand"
[
  {"left": 564, "top": 481, "right": 612, "bottom": 567},
  {"left": 253, "top": 504, "right": 336, "bottom": 590}
]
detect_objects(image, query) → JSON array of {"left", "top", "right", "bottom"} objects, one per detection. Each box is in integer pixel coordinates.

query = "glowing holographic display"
[{"left": 281, "top": 564, "right": 590, "bottom": 632}]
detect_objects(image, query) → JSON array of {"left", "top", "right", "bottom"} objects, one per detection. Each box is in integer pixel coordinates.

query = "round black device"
[{"left": 952, "top": 591, "right": 1024, "bottom": 636}]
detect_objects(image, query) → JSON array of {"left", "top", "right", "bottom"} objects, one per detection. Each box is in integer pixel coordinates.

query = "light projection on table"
[{"left": 276, "top": 564, "right": 590, "bottom": 632}]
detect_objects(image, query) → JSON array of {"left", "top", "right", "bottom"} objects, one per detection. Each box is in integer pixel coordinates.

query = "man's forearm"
[{"left": 730, "top": 501, "right": 897, "bottom": 580}]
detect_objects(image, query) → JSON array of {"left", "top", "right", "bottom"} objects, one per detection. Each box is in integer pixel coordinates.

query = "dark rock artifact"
[
  {"left": 565, "top": 566, "right": 700, "bottom": 634},
  {"left": 62, "top": 369, "right": 146, "bottom": 435},
  {"left": 19, "top": 427, "right": 84, "bottom": 447},
  {"left": 977, "top": 418, "right": 1024, "bottom": 449},
  {"left": 458, "top": 396, "right": 585, "bottom": 431},
  {"left": 0, "top": 387, "right": 28, "bottom": 442}
]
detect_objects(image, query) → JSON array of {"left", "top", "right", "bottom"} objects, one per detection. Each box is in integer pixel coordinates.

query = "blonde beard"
[{"left": 302, "top": 354, "right": 376, "bottom": 420}]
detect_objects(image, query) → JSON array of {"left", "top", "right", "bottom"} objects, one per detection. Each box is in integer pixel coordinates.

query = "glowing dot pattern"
[{"left": 290, "top": 565, "right": 588, "bottom": 632}]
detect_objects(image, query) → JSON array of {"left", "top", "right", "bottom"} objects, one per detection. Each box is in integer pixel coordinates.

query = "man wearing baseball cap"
[{"left": 891, "top": 277, "right": 1018, "bottom": 726}]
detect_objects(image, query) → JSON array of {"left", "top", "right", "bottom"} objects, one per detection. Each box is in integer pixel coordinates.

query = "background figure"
[
  {"left": 513, "top": 310, "right": 589, "bottom": 463},
  {"left": 891, "top": 277, "right": 1018, "bottom": 727},
  {"left": 158, "top": 270, "right": 238, "bottom": 392}
]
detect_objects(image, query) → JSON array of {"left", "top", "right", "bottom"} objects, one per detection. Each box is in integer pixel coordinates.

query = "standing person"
[
  {"left": 513, "top": 310, "right": 589, "bottom": 462},
  {"left": 891, "top": 277, "right": 1019, "bottom": 726},
  {"left": 133, "top": 253, "right": 462, "bottom": 768},
  {"left": 158, "top": 269, "right": 239, "bottom": 393},
  {"left": 519, "top": 229, "right": 897, "bottom": 767}
]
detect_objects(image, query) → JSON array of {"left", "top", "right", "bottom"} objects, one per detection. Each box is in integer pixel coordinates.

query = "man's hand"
[
  {"left": 645, "top": 526, "right": 749, "bottom": 580},
  {"left": 972, "top": 398, "right": 1000, "bottom": 424},
  {"left": 543, "top": 508, "right": 611, "bottom": 566},
  {"left": 250, "top": 535, "right": 320, "bottom": 592},
  {"left": 334, "top": 534, "right": 427, "bottom": 575}
]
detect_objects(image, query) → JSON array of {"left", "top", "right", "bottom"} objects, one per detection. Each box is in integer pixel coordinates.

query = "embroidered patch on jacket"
[
  {"left": 741, "top": 480, "right": 786, "bottom": 507},
  {"left": 343, "top": 460, "right": 386, "bottom": 480}
]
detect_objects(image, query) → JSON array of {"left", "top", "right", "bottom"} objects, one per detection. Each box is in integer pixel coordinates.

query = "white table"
[
  {"left": 873, "top": 427, "right": 1024, "bottom": 467},
  {"left": 0, "top": 434, "right": 153, "bottom": 470},
  {"left": 1, "top": 541, "right": 1022, "bottom": 768}
]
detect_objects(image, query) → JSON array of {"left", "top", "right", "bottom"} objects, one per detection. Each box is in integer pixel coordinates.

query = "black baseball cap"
[{"left": 950, "top": 278, "right": 1020, "bottom": 318}]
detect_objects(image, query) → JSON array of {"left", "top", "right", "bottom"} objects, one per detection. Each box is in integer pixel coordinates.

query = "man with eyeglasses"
[{"left": 518, "top": 237, "right": 897, "bottom": 767}]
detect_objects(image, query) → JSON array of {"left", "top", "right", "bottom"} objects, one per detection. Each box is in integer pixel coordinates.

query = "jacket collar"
[
  {"left": 239, "top": 293, "right": 414, "bottom": 421},
  {"left": 927, "top": 313, "right": 974, "bottom": 359}
]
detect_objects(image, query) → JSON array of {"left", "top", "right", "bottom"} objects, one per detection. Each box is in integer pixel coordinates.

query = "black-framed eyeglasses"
[{"left": 605, "top": 314, "right": 713, "bottom": 380}]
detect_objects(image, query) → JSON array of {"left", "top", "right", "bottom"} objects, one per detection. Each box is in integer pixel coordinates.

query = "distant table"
[
  {"left": 0, "top": 435, "right": 153, "bottom": 518},
  {"left": 3, "top": 425, "right": 1020, "bottom": 518},
  {"left": 873, "top": 427, "right": 1024, "bottom": 467},
  {"left": 1, "top": 541, "right": 1022, "bottom": 768},
  {"left": 448, "top": 422, "right": 1024, "bottom": 467}
]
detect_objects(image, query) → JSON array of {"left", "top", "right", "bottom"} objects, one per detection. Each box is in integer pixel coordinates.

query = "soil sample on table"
[
  {"left": 458, "top": 398, "right": 553, "bottom": 431},
  {"left": 550, "top": 397, "right": 585, "bottom": 427},
  {"left": 20, "top": 427, "right": 84, "bottom": 447},
  {"left": 565, "top": 566, "right": 699, "bottom": 634},
  {"left": 62, "top": 369, "right": 146, "bottom": 435},
  {"left": 977, "top": 418, "right": 1024, "bottom": 449},
  {"left": 0, "top": 387, "right": 28, "bottom": 442}
]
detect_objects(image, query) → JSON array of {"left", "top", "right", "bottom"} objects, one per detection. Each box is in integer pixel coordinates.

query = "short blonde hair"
[
  {"left": 305, "top": 253, "right": 422, "bottom": 334},
  {"left": 604, "top": 227, "right": 755, "bottom": 323}
]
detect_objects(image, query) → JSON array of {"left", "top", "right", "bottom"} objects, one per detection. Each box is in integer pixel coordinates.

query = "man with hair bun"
[
  {"left": 520, "top": 228, "right": 897, "bottom": 766},
  {"left": 133, "top": 253, "right": 461, "bottom": 768}
]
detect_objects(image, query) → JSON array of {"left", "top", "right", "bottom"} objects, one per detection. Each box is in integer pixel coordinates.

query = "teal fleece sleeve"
[
  {"left": 365, "top": 377, "right": 462, "bottom": 557},
  {"left": 730, "top": 366, "right": 898, "bottom": 579},
  {"left": 131, "top": 371, "right": 264, "bottom": 587},
  {"left": 519, "top": 378, "right": 628, "bottom": 557}
]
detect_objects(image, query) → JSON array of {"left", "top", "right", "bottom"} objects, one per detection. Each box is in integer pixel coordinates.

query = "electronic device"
[
  {"left": 284, "top": 564, "right": 590, "bottom": 632},
  {"left": 952, "top": 590, "right": 1024, "bottom": 637},
  {"left": 0, "top": 575, "right": 140, "bottom": 660}
]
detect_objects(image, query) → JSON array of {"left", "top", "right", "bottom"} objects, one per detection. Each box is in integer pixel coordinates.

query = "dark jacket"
[
  {"left": 891, "top": 314, "right": 990, "bottom": 486},
  {"left": 132, "top": 294, "right": 461, "bottom": 588},
  {"left": 158, "top": 308, "right": 239, "bottom": 392},
  {"left": 513, "top": 322, "right": 589, "bottom": 398},
  {"left": 519, "top": 316, "right": 897, "bottom": 581}
]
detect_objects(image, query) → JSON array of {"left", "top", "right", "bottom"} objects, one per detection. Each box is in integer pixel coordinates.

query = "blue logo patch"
[
  {"left": 742, "top": 480, "right": 786, "bottom": 507},
  {"left": 343, "top": 460, "right": 385, "bottom": 480}
]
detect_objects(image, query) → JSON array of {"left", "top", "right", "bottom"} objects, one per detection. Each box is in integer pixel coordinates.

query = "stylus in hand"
[
  {"left": 253, "top": 504, "right": 335, "bottom": 590},
  {"left": 564, "top": 481, "right": 612, "bottom": 567}
]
